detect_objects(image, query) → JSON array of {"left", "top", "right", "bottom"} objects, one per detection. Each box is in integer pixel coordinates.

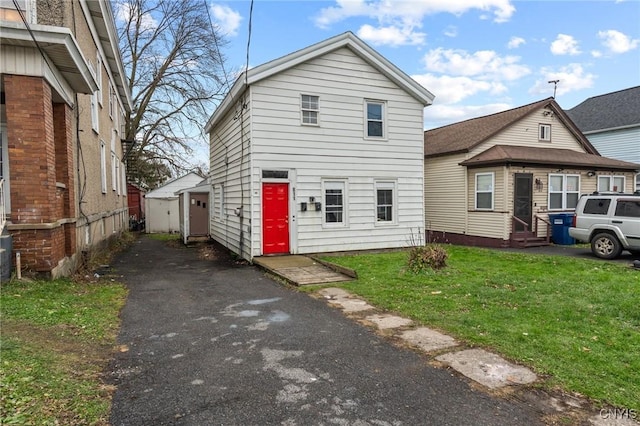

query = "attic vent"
[{"left": 262, "top": 170, "right": 288, "bottom": 179}]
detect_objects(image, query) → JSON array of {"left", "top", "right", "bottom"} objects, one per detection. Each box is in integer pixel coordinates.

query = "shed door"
[
  {"left": 189, "top": 193, "right": 209, "bottom": 235},
  {"left": 514, "top": 173, "right": 533, "bottom": 233},
  {"left": 262, "top": 183, "right": 289, "bottom": 255}
]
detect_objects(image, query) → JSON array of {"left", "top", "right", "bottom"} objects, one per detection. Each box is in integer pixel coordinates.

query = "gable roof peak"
[{"left": 205, "top": 32, "right": 434, "bottom": 133}]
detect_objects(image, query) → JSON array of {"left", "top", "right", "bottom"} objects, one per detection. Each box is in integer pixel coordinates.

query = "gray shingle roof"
[{"left": 566, "top": 86, "right": 640, "bottom": 132}]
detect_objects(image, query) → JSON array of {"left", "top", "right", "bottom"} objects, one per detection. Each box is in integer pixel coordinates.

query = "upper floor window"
[
  {"left": 96, "top": 52, "right": 103, "bottom": 107},
  {"left": 475, "top": 172, "right": 494, "bottom": 210},
  {"left": 366, "top": 100, "right": 385, "bottom": 139},
  {"left": 539, "top": 124, "right": 551, "bottom": 141},
  {"left": 0, "top": 0, "right": 34, "bottom": 23},
  {"left": 598, "top": 175, "right": 625, "bottom": 193},
  {"left": 548, "top": 174, "right": 580, "bottom": 210},
  {"left": 301, "top": 95, "right": 319, "bottom": 125}
]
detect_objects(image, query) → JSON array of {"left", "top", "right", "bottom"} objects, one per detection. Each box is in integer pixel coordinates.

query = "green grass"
[
  {"left": 320, "top": 246, "right": 640, "bottom": 410},
  {"left": 1, "top": 279, "right": 127, "bottom": 425}
]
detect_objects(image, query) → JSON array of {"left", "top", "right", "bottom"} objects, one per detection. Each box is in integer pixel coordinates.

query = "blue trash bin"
[{"left": 549, "top": 213, "right": 575, "bottom": 245}]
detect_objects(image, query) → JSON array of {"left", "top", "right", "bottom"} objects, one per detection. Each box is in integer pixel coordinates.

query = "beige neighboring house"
[
  {"left": 424, "top": 98, "right": 640, "bottom": 248},
  {"left": 1, "top": 0, "right": 132, "bottom": 279}
]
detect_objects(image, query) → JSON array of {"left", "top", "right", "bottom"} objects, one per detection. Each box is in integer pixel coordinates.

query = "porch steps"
[{"left": 510, "top": 236, "right": 550, "bottom": 248}]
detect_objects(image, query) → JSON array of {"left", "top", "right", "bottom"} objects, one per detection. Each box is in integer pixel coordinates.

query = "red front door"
[{"left": 262, "top": 183, "right": 290, "bottom": 254}]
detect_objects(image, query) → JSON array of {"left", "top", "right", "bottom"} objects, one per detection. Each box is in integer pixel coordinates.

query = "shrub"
[{"left": 407, "top": 244, "right": 448, "bottom": 273}]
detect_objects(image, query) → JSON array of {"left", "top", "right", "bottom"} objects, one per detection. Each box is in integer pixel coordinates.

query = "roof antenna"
[{"left": 548, "top": 80, "right": 560, "bottom": 98}]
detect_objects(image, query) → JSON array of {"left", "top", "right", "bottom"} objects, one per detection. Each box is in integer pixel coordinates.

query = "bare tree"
[{"left": 114, "top": 0, "right": 228, "bottom": 188}]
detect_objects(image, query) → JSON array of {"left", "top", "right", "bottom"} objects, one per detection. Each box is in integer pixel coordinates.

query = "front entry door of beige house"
[{"left": 189, "top": 193, "right": 209, "bottom": 236}]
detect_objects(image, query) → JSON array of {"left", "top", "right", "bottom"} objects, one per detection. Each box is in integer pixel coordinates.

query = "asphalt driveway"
[{"left": 108, "top": 236, "right": 545, "bottom": 425}]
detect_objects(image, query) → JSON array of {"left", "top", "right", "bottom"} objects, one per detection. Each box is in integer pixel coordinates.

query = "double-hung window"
[
  {"left": 475, "top": 173, "right": 494, "bottom": 210},
  {"left": 375, "top": 181, "right": 395, "bottom": 223},
  {"left": 301, "top": 95, "right": 319, "bottom": 125},
  {"left": 539, "top": 124, "right": 551, "bottom": 141},
  {"left": 548, "top": 174, "right": 580, "bottom": 210},
  {"left": 100, "top": 141, "right": 107, "bottom": 194},
  {"left": 366, "top": 100, "right": 385, "bottom": 138},
  {"left": 323, "top": 180, "right": 346, "bottom": 225},
  {"left": 598, "top": 175, "right": 625, "bottom": 193}
]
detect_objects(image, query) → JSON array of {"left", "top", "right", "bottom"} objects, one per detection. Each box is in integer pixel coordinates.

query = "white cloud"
[
  {"left": 550, "top": 34, "right": 581, "bottom": 56},
  {"left": 444, "top": 25, "right": 458, "bottom": 38},
  {"left": 529, "top": 64, "right": 596, "bottom": 97},
  {"left": 424, "top": 103, "right": 512, "bottom": 130},
  {"left": 114, "top": 2, "right": 157, "bottom": 30},
  {"left": 597, "top": 29, "right": 639, "bottom": 54},
  {"left": 315, "top": 0, "right": 515, "bottom": 46},
  {"left": 412, "top": 73, "right": 506, "bottom": 104},
  {"left": 591, "top": 50, "right": 603, "bottom": 58},
  {"left": 211, "top": 4, "right": 242, "bottom": 37},
  {"left": 507, "top": 36, "right": 525, "bottom": 49},
  {"left": 423, "top": 48, "right": 531, "bottom": 81},
  {"left": 357, "top": 24, "right": 425, "bottom": 46}
]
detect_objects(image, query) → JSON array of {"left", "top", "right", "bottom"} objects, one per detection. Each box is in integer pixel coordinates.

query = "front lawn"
[
  {"left": 0, "top": 279, "right": 127, "bottom": 425},
  {"left": 321, "top": 246, "right": 639, "bottom": 410}
]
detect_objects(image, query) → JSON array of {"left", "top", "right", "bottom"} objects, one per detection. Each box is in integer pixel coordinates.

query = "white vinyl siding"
[
  {"left": 301, "top": 94, "right": 319, "bottom": 125},
  {"left": 475, "top": 172, "right": 494, "bottom": 210},
  {"left": 549, "top": 174, "right": 580, "bottom": 210},
  {"left": 598, "top": 175, "right": 625, "bottom": 193}
]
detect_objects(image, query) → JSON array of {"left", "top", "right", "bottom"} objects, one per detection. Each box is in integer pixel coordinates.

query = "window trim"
[
  {"left": 539, "top": 124, "right": 551, "bottom": 141},
  {"left": 301, "top": 94, "right": 319, "bottom": 126},
  {"left": 96, "top": 52, "right": 103, "bottom": 107},
  {"left": 322, "top": 179, "right": 347, "bottom": 227},
  {"left": 374, "top": 180, "right": 396, "bottom": 225},
  {"left": 597, "top": 175, "right": 625, "bottom": 193},
  {"left": 474, "top": 172, "right": 494, "bottom": 211},
  {"left": 100, "top": 141, "right": 107, "bottom": 194},
  {"left": 548, "top": 173, "right": 580, "bottom": 210},
  {"left": 364, "top": 100, "right": 387, "bottom": 140}
]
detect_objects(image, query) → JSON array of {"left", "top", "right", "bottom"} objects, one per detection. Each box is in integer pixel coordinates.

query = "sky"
[{"left": 207, "top": 0, "right": 640, "bottom": 130}]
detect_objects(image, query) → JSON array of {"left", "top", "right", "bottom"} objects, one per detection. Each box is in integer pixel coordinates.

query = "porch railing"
[
  {"left": 511, "top": 214, "right": 551, "bottom": 246},
  {"left": 0, "top": 178, "right": 5, "bottom": 233}
]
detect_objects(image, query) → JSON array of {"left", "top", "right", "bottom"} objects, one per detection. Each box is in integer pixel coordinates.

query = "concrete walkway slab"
[
  {"left": 365, "top": 314, "right": 413, "bottom": 330},
  {"left": 400, "top": 327, "right": 458, "bottom": 352},
  {"left": 254, "top": 256, "right": 352, "bottom": 285},
  {"left": 436, "top": 348, "right": 537, "bottom": 389},
  {"left": 318, "top": 287, "right": 375, "bottom": 312}
]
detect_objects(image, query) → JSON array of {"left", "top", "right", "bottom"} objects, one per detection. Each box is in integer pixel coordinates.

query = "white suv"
[{"left": 569, "top": 193, "right": 640, "bottom": 259}]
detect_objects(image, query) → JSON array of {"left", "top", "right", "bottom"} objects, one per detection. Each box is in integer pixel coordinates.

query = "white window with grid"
[
  {"left": 301, "top": 95, "right": 319, "bottom": 125},
  {"left": 323, "top": 180, "right": 346, "bottom": 226},
  {"left": 475, "top": 172, "right": 494, "bottom": 210},
  {"left": 548, "top": 174, "right": 580, "bottom": 210},
  {"left": 598, "top": 175, "right": 625, "bottom": 193},
  {"left": 365, "top": 100, "right": 385, "bottom": 139},
  {"left": 539, "top": 124, "right": 551, "bottom": 141},
  {"left": 375, "top": 180, "right": 396, "bottom": 224}
]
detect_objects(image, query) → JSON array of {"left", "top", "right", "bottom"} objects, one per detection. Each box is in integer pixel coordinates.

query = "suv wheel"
[{"left": 591, "top": 233, "right": 622, "bottom": 259}]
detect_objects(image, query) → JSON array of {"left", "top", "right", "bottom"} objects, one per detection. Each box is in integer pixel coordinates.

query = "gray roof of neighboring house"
[
  {"left": 424, "top": 98, "right": 597, "bottom": 158},
  {"left": 566, "top": 86, "right": 640, "bottom": 133}
]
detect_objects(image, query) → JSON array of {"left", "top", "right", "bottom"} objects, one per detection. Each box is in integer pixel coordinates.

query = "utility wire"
[{"left": 202, "top": 0, "right": 231, "bottom": 92}]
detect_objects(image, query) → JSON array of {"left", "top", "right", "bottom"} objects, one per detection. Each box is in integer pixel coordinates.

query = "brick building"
[{"left": 1, "top": 0, "right": 132, "bottom": 279}]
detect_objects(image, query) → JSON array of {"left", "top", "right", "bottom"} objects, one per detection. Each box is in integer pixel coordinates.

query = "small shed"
[
  {"left": 177, "top": 178, "right": 211, "bottom": 245},
  {"left": 144, "top": 172, "right": 203, "bottom": 233}
]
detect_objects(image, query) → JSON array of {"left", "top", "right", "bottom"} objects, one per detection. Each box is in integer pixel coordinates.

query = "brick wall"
[{"left": 5, "top": 75, "right": 73, "bottom": 273}]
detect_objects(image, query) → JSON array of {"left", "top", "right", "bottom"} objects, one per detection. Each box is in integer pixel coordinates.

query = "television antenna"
[{"left": 548, "top": 80, "right": 560, "bottom": 98}]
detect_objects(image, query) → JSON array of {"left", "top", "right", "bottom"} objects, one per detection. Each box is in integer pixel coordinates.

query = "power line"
[{"left": 202, "top": 0, "right": 231, "bottom": 92}]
